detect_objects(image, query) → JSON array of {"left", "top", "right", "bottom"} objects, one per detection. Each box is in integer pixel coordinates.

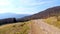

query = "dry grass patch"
[
  {"left": 0, "top": 21, "right": 31, "bottom": 34},
  {"left": 44, "top": 16, "right": 60, "bottom": 28}
]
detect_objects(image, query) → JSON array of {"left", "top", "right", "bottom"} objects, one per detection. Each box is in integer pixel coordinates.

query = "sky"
[{"left": 0, "top": 0, "right": 60, "bottom": 14}]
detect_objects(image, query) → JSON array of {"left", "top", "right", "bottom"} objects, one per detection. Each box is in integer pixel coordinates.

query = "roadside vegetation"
[
  {"left": 44, "top": 16, "right": 60, "bottom": 28},
  {"left": 0, "top": 21, "right": 31, "bottom": 34}
]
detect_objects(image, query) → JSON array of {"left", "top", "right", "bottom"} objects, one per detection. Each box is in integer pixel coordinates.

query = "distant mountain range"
[
  {"left": 0, "top": 6, "right": 60, "bottom": 22},
  {"left": 17, "top": 6, "right": 60, "bottom": 22},
  {"left": 0, "top": 6, "right": 60, "bottom": 25},
  {"left": 0, "top": 13, "right": 30, "bottom": 19}
]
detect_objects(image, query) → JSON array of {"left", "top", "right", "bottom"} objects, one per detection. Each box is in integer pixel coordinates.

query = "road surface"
[{"left": 31, "top": 19, "right": 60, "bottom": 34}]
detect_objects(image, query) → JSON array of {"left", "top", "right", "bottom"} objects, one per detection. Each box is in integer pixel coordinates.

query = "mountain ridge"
[
  {"left": 18, "top": 6, "right": 60, "bottom": 22},
  {"left": 0, "top": 13, "right": 30, "bottom": 19}
]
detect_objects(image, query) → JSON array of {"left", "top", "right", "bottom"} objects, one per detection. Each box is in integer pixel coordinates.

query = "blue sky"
[{"left": 0, "top": 0, "right": 60, "bottom": 14}]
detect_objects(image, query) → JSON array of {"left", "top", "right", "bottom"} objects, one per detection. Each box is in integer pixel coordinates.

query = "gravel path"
[{"left": 31, "top": 19, "right": 60, "bottom": 34}]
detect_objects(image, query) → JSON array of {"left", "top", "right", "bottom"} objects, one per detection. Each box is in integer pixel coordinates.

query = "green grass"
[
  {"left": 0, "top": 21, "right": 31, "bottom": 34},
  {"left": 44, "top": 16, "right": 60, "bottom": 28}
]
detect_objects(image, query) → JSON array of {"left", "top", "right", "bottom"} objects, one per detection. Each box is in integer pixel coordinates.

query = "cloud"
[
  {"left": 0, "top": 0, "right": 11, "bottom": 6},
  {"left": 18, "top": 0, "right": 54, "bottom": 6},
  {"left": 14, "top": 12, "right": 34, "bottom": 14},
  {"left": 0, "top": 8, "right": 34, "bottom": 14},
  {"left": 0, "top": 0, "right": 59, "bottom": 14}
]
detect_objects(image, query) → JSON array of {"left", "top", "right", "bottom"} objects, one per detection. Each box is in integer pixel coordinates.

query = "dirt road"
[{"left": 31, "top": 19, "right": 60, "bottom": 34}]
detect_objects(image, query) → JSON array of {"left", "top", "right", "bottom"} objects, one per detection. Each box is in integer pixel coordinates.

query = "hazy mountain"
[
  {"left": 0, "top": 13, "right": 30, "bottom": 19},
  {"left": 17, "top": 6, "right": 60, "bottom": 22}
]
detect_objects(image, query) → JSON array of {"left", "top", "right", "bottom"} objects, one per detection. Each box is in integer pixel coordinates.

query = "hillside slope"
[
  {"left": 18, "top": 6, "right": 60, "bottom": 22},
  {"left": 0, "top": 6, "right": 60, "bottom": 34},
  {"left": 0, "top": 21, "right": 31, "bottom": 34},
  {"left": 0, "top": 19, "right": 60, "bottom": 34}
]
